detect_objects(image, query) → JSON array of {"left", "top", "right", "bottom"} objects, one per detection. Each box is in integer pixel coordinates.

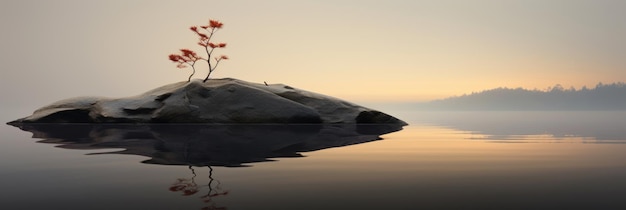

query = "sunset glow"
[{"left": 1, "top": 0, "right": 625, "bottom": 109}]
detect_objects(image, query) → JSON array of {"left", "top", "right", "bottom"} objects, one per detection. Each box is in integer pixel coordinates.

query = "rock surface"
[{"left": 8, "top": 78, "right": 407, "bottom": 125}]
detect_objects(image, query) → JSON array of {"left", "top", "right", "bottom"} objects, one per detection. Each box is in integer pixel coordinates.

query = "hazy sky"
[{"left": 1, "top": 0, "right": 625, "bottom": 114}]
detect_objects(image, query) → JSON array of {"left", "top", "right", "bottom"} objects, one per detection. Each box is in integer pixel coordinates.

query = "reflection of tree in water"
[
  {"left": 9, "top": 124, "right": 404, "bottom": 209},
  {"left": 170, "top": 166, "right": 229, "bottom": 210}
]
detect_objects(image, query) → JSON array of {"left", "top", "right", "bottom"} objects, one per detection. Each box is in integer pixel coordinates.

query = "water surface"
[{"left": 1, "top": 111, "right": 626, "bottom": 209}]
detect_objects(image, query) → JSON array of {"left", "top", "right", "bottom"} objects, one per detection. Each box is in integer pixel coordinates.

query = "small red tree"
[{"left": 169, "top": 19, "right": 228, "bottom": 82}]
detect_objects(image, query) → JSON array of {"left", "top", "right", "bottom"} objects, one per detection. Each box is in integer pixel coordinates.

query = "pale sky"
[{"left": 1, "top": 0, "right": 625, "bottom": 115}]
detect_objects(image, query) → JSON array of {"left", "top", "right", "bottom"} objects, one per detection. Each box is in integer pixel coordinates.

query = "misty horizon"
[
  {"left": 414, "top": 82, "right": 626, "bottom": 111},
  {"left": 2, "top": 1, "right": 626, "bottom": 109}
]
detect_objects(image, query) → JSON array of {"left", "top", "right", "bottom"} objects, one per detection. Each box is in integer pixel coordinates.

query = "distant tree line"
[{"left": 419, "top": 82, "right": 626, "bottom": 111}]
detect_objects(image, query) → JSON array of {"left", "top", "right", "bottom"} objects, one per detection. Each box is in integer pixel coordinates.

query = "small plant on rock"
[{"left": 169, "top": 19, "right": 228, "bottom": 82}]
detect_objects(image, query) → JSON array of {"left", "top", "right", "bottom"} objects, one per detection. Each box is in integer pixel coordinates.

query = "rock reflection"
[
  {"left": 10, "top": 123, "right": 404, "bottom": 166},
  {"left": 11, "top": 123, "right": 403, "bottom": 209}
]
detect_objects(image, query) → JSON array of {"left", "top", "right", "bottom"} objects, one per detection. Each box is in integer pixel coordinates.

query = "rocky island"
[{"left": 8, "top": 78, "right": 407, "bottom": 125}]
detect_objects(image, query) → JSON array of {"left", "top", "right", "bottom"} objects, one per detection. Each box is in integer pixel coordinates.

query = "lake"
[{"left": 1, "top": 111, "right": 626, "bottom": 210}]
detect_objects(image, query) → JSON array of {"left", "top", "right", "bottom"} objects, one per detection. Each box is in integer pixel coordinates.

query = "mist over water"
[{"left": 410, "top": 111, "right": 626, "bottom": 142}]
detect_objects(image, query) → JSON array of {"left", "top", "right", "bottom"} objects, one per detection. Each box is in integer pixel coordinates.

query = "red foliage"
[
  {"left": 169, "top": 54, "right": 183, "bottom": 62},
  {"left": 169, "top": 49, "right": 200, "bottom": 68},
  {"left": 180, "top": 49, "right": 199, "bottom": 59},
  {"left": 209, "top": 20, "right": 224, "bottom": 28},
  {"left": 169, "top": 19, "right": 228, "bottom": 82}
]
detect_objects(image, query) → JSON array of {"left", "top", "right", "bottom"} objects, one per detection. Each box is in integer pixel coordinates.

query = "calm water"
[{"left": 2, "top": 111, "right": 626, "bottom": 210}]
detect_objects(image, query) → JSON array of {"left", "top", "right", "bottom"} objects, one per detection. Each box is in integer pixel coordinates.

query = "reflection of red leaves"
[
  {"left": 201, "top": 191, "right": 230, "bottom": 199},
  {"left": 183, "top": 189, "right": 199, "bottom": 196},
  {"left": 169, "top": 185, "right": 185, "bottom": 191},
  {"left": 169, "top": 178, "right": 199, "bottom": 195},
  {"left": 169, "top": 166, "right": 230, "bottom": 210},
  {"left": 201, "top": 190, "right": 230, "bottom": 206}
]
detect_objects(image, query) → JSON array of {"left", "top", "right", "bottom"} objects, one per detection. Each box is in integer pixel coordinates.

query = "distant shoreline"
[{"left": 414, "top": 82, "right": 626, "bottom": 111}]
